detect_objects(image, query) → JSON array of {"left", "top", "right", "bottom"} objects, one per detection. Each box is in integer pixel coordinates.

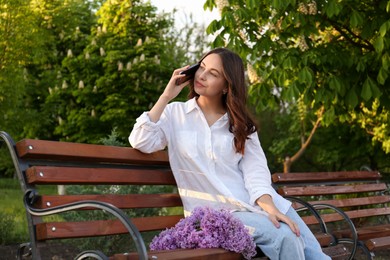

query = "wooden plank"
[
  {"left": 308, "top": 195, "right": 390, "bottom": 208},
  {"left": 336, "top": 224, "right": 390, "bottom": 241},
  {"left": 321, "top": 244, "right": 350, "bottom": 260},
  {"left": 35, "top": 215, "right": 183, "bottom": 240},
  {"left": 111, "top": 248, "right": 244, "bottom": 260},
  {"left": 16, "top": 139, "right": 169, "bottom": 165},
  {"left": 314, "top": 232, "right": 333, "bottom": 246},
  {"left": 272, "top": 171, "right": 381, "bottom": 183},
  {"left": 26, "top": 166, "right": 176, "bottom": 185},
  {"left": 278, "top": 183, "right": 388, "bottom": 196},
  {"left": 365, "top": 236, "right": 390, "bottom": 251},
  {"left": 36, "top": 193, "right": 183, "bottom": 209},
  {"left": 302, "top": 207, "right": 390, "bottom": 225}
]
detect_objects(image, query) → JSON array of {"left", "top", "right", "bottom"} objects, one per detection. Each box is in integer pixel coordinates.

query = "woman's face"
[{"left": 193, "top": 53, "right": 227, "bottom": 98}]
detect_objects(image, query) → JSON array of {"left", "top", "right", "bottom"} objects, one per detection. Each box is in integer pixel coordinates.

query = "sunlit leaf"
[{"left": 374, "top": 36, "right": 384, "bottom": 53}]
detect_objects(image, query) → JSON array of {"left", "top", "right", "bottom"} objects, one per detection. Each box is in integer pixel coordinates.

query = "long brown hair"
[{"left": 188, "top": 48, "right": 257, "bottom": 154}]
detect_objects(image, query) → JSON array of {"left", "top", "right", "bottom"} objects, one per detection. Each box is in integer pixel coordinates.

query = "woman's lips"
[{"left": 195, "top": 80, "right": 205, "bottom": 88}]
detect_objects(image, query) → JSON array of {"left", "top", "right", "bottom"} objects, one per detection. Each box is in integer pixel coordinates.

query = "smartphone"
[{"left": 175, "top": 63, "right": 200, "bottom": 85}]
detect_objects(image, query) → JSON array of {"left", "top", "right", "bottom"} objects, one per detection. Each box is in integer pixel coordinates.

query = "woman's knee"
[{"left": 279, "top": 229, "right": 304, "bottom": 248}]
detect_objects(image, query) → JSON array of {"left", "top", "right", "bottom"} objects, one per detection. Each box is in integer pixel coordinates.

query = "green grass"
[
  {"left": 0, "top": 178, "right": 28, "bottom": 244},
  {"left": 0, "top": 178, "right": 58, "bottom": 244}
]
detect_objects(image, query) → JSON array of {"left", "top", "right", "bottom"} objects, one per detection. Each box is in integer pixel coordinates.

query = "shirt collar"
[
  {"left": 185, "top": 98, "right": 229, "bottom": 122},
  {"left": 185, "top": 97, "right": 199, "bottom": 114}
]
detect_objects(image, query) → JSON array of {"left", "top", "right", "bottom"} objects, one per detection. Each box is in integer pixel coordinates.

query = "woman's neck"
[{"left": 196, "top": 96, "right": 225, "bottom": 115}]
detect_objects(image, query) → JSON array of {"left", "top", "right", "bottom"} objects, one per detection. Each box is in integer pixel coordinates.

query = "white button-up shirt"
[{"left": 129, "top": 98, "right": 291, "bottom": 216}]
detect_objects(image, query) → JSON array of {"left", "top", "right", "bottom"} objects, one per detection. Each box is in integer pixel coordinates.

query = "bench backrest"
[
  {"left": 272, "top": 171, "right": 390, "bottom": 229},
  {"left": 4, "top": 134, "right": 183, "bottom": 258}
]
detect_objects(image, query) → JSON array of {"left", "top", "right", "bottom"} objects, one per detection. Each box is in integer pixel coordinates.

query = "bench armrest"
[
  {"left": 24, "top": 189, "right": 148, "bottom": 260},
  {"left": 285, "top": 196, "right": 358, "bottom": 260},
  {"left": 311, "top": 203, "right": 358, "bottom": 260}
]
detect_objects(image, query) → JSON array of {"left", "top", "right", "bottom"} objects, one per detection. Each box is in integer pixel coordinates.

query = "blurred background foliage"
[
  {"left": 0, "top": 0, "right": 389, "bottom": 176},
  {"left": 0, "top": 0, "right": 389, "bottom": 253}
]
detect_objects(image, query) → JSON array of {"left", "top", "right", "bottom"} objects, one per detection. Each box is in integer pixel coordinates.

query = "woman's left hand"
[
  {"left": 256, "top": 194, "right": 300, "bottom": 236},
  {"left": 268, "top": 211, "right": 301, "bottom": 237}
]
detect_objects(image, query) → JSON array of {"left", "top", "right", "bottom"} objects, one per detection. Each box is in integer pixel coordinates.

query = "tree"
[
  {"left": 0, "top": 0, "right": 44, "bottom": 137},
  {"left": 43, "top": 0, "right": 213, "bottom": 144},
  {"left": 21, "top": 0, "right": 100, "bottom": 140},
  {"left": 43, "top": 0, "right": 184, "bottom": 143},
  {"left": 204, "top": 0, "right": 390, "bottom": 160}
]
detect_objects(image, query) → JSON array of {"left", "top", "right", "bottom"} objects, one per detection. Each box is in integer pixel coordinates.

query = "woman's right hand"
[
  {"left": 160, "top": 66, "right": 191, "bottom": 101},
  {"left": 146, "top": 66, "right": 191, "bottom": 123}
]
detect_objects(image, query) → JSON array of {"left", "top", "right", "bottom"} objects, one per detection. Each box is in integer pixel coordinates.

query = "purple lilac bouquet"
[{"left": 150, "top": 207, "right": 257, "bottom": 259}]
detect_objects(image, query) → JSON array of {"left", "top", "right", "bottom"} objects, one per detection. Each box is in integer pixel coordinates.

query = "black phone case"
[{"left": 176, "top": 64, "right": 200, "bottom": 85}]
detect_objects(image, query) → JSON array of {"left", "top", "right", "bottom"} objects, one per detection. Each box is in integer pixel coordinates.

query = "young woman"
[{"left": 129, "top": 48, "right": 330, "bottom": 259}]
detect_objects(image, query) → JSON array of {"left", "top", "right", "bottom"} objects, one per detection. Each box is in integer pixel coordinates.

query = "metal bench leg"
[
  {"left": 357, "top": 241, "right": 374, "bottom": 260},
  {"left": 75, "top": 250, "right": 109, "bottom": 260},
  {"left": 17, "top": 242, "right": 32, "bottom": 260}
]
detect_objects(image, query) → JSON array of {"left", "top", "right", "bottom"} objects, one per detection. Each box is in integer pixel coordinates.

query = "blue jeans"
[{"left": 232, "top": 207, "right": 331, "bottom": 260}]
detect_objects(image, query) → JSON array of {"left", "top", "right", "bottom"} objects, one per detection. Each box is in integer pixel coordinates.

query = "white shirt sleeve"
[
  {"left": 239, "top": 131, "right": 276, "bottom": 206},
  {"left": 128, "top": 111, "right": 169, "bottom": 153}
]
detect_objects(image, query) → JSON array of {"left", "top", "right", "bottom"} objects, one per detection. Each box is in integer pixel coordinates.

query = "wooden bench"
[
  {"left": 272, "top": 171, "right": 390, "bottom": 259},
  {"left": 0, "top": 131, "right": 246, "bottom": 260},
  {"left": 0, "top": 131, "right": 352, "bottom": 259}
]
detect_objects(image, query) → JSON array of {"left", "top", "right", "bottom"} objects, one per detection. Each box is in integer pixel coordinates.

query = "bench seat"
[{"left": 272, "top": 171, "right": 390, "bottom": 258}]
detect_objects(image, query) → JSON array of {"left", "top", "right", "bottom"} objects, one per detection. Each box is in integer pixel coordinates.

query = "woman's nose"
[{"left": 198, "top": 70, "right": 207, "bottom": 81}]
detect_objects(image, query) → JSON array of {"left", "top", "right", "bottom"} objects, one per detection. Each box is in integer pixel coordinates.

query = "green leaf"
[
  {"left": 346, "top": 89, "right": 358, "bottom": 108},
  {"left": 285, "top": 83, "right": 299, "bottom": 100},
  {"left": 246, "top": 0, "right": 256, "bottom": 9},
  {"left": 329, "top": 76, "right": 342, "bottom": 92},
  {"left": 213, "top": 35, "right": 225, "bottom": 47},
  {"left": 379, "top": 21, "right": 389, "bottom": 37},
  {"left": 377, "top": 67, "right": 389, "bottom": 85},
  {"left": 277, "top": 71, "right": 287, "bottom": 87},
  {"left": 326, "top": 0, "right": 342, "bottom": 17},
  {"left": 350, "top": 11, "right": 363, "bottom": 28},
  {"left": 206, "top": 20, "right": 220, "bottom": 34},
  {"left": 382, "top": 53, "right": 390, "bottom": 70},
  {"left": 323, "top": 107, "right": 335, "bottom": 126},
  {"left": 282, "top": 57, "right": 292, "bottom": 69},
  {"left": 356, "top": 60, "right": 366, "bottom": 72},
  {"left": 298, "top": 67, "right": 313, "bottom": 85},
  {"left": 387, "top": 0, "right": 390, "bottom": 13},
  {"left": 374, "top": 36, "right": 384, "bottom": 53},
  {"left": 361, "top": 78, "right": 372, "bottom": 101}
]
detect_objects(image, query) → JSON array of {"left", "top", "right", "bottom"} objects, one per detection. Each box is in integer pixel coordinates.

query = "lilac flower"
[{"left": 150, "top": 207, "right": 257, "bottom": 259}]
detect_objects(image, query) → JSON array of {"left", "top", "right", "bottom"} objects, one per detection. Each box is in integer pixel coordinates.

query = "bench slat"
[
  {"left": 272, "top": 171, "right": 381, "bottom": 183},
  {"left": 302, "top": 207, "right": 390, "bottom": 225},
  {"left": 313, "top": 233, "right": 333, "bottom": 246},
  {"left": 365, "top": 236, "right": 390, "bottom": 251},
  {"left": 308, "top": 195, "right": 390, "bottom": 208},
  {"left": 26, "top": 166, "right": 176, "bottom": 185},
  {"left": 37, "top": 194, "right": 183, "bottom": 209},
  {"left": 36, "top": 215, "right": 183, "bottom": 240},
  {"left": 278, "top": 183, "right": 388, "bottom": 196},
  {"left": 336, "top": 224, "right": 390, "bottom": 241},
  {"left": 16, "top": 139, "right": 169, "bottom": 165},
  {"left": 111, "top": 248, "right": 243, "bottom": 260},
  {"left": 321, "top": 244, "right": 350, "bottom": 260}
]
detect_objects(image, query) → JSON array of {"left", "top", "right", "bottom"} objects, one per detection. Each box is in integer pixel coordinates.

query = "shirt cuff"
[
  {"left": 134, "top": 112, "right": 161, "bottom": 132},
  {"left": 249, "top": 188, "right": 276, "bottom": 206}
]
